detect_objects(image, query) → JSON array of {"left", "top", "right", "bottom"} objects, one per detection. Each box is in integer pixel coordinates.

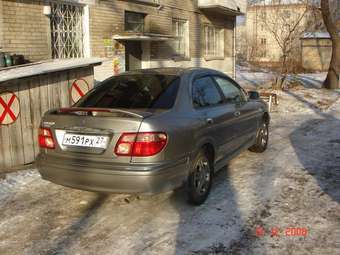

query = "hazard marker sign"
[
  {"left": 0, "top": 91, "right": 20, "bottom": 125},
  {"left": 71, "top": 79, "right": 89, "bottom": 103}
]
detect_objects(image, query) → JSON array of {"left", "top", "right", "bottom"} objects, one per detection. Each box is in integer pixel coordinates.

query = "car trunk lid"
[{"left": 40, "top": 108, "right": 152, "bottom": 164}]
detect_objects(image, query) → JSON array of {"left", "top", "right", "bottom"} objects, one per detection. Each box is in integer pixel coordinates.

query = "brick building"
[{"left": 0, "top": 0, "right": 246, "bottom": 80}]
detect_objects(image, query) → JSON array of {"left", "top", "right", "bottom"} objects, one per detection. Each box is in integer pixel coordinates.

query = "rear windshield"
[{"left": 75, "top": 74, "right": 180, "bottom": 110}]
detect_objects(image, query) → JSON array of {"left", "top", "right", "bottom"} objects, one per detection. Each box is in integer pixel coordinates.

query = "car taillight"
[
  {"left": 38, "top": 127, "right": 55, "bottom": 149},
  {"left": 115, "top": 132, "right": 167, "bottom": 157}
]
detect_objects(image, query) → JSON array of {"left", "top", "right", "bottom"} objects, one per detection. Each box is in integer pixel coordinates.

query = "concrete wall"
[{"left": 301, "top": 38, "right": 332, "bottom": 72}]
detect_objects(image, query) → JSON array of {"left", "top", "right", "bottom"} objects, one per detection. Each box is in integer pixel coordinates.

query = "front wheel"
[
  {"left": 249, "top": 121, "right": 269, "bottom": 153},
  {"left": 187, "top": 150, "right": 212, "bottom": 205}
]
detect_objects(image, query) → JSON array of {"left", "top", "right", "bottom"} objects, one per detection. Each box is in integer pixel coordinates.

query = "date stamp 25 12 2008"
[{"left": 255, "top": 226, "right": 308, "bottom": 237}]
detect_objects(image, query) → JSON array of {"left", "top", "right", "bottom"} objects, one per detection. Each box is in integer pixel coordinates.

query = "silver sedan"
[{"left": 36, "top": 67, "right": 270, "bottom": 205}]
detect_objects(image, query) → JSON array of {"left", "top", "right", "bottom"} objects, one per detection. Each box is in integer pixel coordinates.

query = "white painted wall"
[
  {"left": 83, "top": 5, "right": 91, "bottom": 58},
  {"left": 94, "top": 59, "right": 113, "bottom": 82},
  {"left": 198, "top": 0, "right": 247, "bottom": 13}
]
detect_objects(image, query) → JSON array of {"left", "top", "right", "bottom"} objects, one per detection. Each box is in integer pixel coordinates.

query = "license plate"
[{"left": 62, "top": 134, "right": 108, "bottom": 148}]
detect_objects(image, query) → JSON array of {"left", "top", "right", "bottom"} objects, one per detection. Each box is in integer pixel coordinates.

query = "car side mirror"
[{"left": 248, "top": 91, "right": 260, "bottom": 100}]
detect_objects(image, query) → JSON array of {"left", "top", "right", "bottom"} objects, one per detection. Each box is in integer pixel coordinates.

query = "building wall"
[
  {"left": 0, "top": 0, "right": 3, "bottom": 51},
  {"left": 0, "top": 0, "right": 51, "bottom": 62},
  {"left": 301, "top": 38, "right": 332, "bottom": 71},
  {"left": 89, "top": 1, "right": 236, "bottom": 77},
  {"left": 0, "top": 0, "right": 236, "bottom": 77}
]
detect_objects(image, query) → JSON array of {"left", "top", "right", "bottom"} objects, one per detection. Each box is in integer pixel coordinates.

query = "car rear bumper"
[{"left": 36, "top": 154, "right": 189, "bottom": 194}]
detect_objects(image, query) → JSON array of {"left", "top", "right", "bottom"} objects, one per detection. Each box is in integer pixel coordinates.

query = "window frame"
[
  {"left": 259, "top": 38, "right": 267, "bottom": 58},
  {"left": 50, "top": 2, "right": 87, "bottom": 59},
  {"left": 204, "top": 24, "right": 224, "bottom": 59},
  {"left": 124, "top": 11, "right": 146, "bottom": 33},
  {"left": 172, "top": 18, "right": 189, "bottom": 58}
]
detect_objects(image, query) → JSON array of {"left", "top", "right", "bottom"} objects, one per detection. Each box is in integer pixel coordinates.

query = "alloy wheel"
[
  {"left": 193, "top": 157, "right": 211, "bottom": 195},
  {"left": 260, "top": 122, "right": 269, "bottom": 147}
]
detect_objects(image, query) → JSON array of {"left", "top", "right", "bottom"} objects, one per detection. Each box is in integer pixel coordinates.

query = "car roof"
[{"left": 119, "top": 67, "right": 225, "bottom": 77}]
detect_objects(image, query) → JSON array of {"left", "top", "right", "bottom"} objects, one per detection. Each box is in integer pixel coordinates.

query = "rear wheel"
[
  {"left": 187, "top": 150, "right": 212, "bottom": 205},
  {"left": 249, "top": 121, "right": 269, "bottom": 153}
]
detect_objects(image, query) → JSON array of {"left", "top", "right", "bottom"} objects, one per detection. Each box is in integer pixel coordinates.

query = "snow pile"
[{"left": 0, "top": 170, "right": 39, "bottom": 200}]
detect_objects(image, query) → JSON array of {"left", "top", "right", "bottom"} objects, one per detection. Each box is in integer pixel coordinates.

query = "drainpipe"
[{"left": 233, "top": 17, "right": 236, "bottom": 79}]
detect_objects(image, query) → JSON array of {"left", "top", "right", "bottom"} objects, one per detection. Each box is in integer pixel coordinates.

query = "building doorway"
[{"left": 125, "top": 41, "right": 142, "bottom": 71}]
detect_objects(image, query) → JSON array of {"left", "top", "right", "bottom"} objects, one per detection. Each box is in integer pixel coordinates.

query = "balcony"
[{"left": 197, "top": 0, "right": 245, "bottom": 16}]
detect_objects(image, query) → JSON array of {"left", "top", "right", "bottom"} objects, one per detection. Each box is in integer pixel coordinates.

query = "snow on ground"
[
  {"left": 0, "top": 73, "right": 339, "bottom": 255},
  {"left": 236, "top": 64, "right": 328, "bottom": 91},
  {"left": 236, "top": 65, "right": 277, "bottom": 89}
]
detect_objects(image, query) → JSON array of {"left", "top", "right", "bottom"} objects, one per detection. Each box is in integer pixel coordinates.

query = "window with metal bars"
[{"left": 50, "top": 2, "right": 84, "bottom": 59}]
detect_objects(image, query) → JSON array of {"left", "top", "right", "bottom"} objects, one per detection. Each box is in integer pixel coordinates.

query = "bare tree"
[
  {"left": 257, "top": 1, "right": 311, "bottom": 88},
  {"left": 320, "top": 0, "right": 340, "bottom": 89}
]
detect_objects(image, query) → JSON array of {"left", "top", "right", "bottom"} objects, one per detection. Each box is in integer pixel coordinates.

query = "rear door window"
[
  {"left": 192, "top": 76, "right": 223, "bottom": 108},
  {"left": 213, "top": 76, "right": 246, "bottom": 104},
  {"left": 75, "top": 75, "right": 180, "bottom": 109}
]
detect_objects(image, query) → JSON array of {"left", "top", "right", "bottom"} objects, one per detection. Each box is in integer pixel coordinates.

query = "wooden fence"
[{"left": 0, "top": 66, "right": 95, "bottom": 171}]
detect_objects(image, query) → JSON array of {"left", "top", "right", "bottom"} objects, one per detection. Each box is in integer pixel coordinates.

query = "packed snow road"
[{"left": 0, "top": 85, "right": 339, "bottom": 255}]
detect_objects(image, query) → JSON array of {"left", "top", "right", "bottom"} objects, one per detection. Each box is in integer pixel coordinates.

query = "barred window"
[
  {"left": 50, "top": 2, "right": 84, "bottom": 59},
  {"left": 172, "top": 19, "right": 189, "bottom": 57},
  {"left": 204, "top": 25, "right": 224, "bottom": 57}
]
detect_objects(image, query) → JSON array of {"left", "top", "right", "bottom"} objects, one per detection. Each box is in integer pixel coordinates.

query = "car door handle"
[
  {"left": 234, "top": 111, "right": 241, "bottom": 117},
  {"left": 206, "top": 118, "right": 214, "bottom": 124}
]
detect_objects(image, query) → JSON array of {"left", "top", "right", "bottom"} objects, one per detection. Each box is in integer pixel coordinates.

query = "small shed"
[
  {"left": 301, "top": 32, "right": 332, "bottom": 72},
  {"left": 0, "top": 58, "right": 102, "bottom": 171}
]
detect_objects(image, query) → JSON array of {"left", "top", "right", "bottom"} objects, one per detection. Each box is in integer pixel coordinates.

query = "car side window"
[
  {"left": 213, "top": 76, "right": 246, "bottom": 104},
  {"left": 192, "top": 76, "right": 223, "bottom": 108}
]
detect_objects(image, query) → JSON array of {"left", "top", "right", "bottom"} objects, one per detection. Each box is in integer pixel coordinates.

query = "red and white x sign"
[
  {"left": 71, "top": 79, "right": 89, "bottom": 103},
  {"left": 0, "top": 91, "right": 20, "bottom": 125}
]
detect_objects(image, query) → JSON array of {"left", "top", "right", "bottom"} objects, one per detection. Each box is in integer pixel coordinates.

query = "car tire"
[
  {"left": 187, "top": 149, "right": 212, "bottom": 205},
  {"left": 249, "top": 120, "right": 269, "bottom": 153}
]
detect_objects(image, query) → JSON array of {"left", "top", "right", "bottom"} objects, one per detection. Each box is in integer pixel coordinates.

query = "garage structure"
[
  {"left": 0, "top": 59, "right": 101, "bottom": 170},
  {"left": 300, "top": 32, "right": 332, "bottom": 72}
]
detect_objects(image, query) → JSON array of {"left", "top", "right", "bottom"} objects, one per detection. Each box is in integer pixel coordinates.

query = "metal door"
[{"left": 125, "top": 41, "right": 142, "bottom": 71}]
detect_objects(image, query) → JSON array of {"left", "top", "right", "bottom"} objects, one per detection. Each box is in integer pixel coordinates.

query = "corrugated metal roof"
[
  {"left": 0, "top": 58, "right": 103, "bottom": 83},
  {"left": 113, "top": 32, "right": 176, "bottom": 41},
  {"left": 301, "top": 32, "right": 331, "bottom": 39}
]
